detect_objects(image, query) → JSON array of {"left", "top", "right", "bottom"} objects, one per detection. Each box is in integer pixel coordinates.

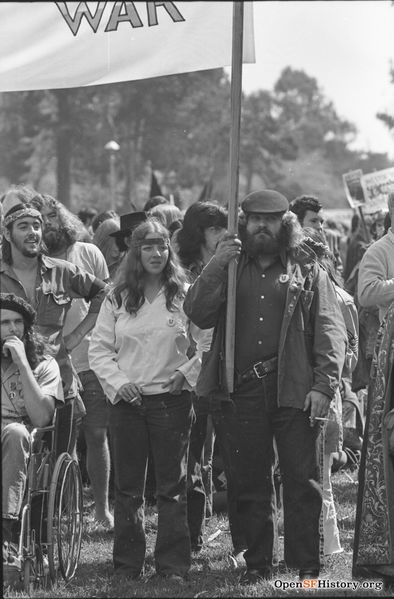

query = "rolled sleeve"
[
  {"left": 88, "top": 297, "right": 130, "bottom": 403},
  {"left": 35, "top": 357, "right": 64, "bottom": 405}
]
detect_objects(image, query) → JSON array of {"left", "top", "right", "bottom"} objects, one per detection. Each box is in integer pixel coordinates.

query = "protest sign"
[
  {"left": 0, "top": 2, "right": 255, "bottom": 92},
  {"left": 342, "top": 169, "right": 365, "bottom": 208},
  {"left": 360, "top": 167, "right": 394, "bottom": 213}
]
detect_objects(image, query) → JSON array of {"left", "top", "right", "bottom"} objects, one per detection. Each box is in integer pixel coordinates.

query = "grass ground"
[{"left": 4, "top": 469, "right": 392, "bottom": 598}]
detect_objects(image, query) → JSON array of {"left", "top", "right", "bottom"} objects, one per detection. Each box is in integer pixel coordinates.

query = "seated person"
[{"left": 1, "top": 293, "right": 63, "bottom": 561}]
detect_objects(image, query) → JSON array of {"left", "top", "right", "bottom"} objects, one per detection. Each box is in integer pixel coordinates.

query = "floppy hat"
[{"left": 0, "top": 293, "right": 36, "bottom": 326}]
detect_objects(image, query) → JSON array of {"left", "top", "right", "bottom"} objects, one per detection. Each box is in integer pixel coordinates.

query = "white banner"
[
  {"left": 361, "top": 167, "right": 394, "bottom": 213},
  {"left": 0, "top": 1, "right": 255, "bottom": 92}
]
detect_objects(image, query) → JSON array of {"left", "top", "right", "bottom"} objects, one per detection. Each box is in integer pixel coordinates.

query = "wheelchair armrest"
[{"left": 31, "top": 425, "right": 56, "bottom": 453}]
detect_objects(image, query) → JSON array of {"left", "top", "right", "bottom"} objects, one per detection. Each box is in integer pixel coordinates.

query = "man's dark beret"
[
  {"left": 241, "top": 190, "right": 289, "bottom": 214},
  {"left": 0, "top": 293, "right": 36, "bottom": 326}
]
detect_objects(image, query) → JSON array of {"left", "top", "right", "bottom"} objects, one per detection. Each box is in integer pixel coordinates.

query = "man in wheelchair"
[{"left": 1, "top": 293, "right": 63, "bottom": 577}]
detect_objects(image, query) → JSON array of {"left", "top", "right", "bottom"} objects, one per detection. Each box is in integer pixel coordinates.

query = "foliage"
[
  {"left": 377, "top": 64, "right": 394, "bottom": 133},
  {"left": 0, "top": 67, "right": 391, "bottom": 211}
]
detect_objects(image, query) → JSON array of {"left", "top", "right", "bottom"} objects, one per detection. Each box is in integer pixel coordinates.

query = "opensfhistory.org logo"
[{"left": 272, "top": 579, "right": 384, "bottom": 591}]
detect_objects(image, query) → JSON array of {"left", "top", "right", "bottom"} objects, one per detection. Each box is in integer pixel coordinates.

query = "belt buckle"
[{"left": 253, "top": 362, "right": 266, "bottom": 379}]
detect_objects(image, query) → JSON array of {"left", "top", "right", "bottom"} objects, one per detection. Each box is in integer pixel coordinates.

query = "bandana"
[{"left": 4, "top": 204, "right": 43, "bottom": 227}]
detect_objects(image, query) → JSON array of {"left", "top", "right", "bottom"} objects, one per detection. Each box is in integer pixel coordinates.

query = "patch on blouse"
[{"left": 279, "top": 274, "right": 289, "bottom": 284}]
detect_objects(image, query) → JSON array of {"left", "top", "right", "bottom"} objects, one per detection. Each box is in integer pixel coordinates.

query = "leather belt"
[{"left": 235, "top": 356, "right": 278, "bottom": 388}]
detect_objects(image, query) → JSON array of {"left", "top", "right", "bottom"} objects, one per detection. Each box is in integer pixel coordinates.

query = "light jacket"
[{"left": 183, "top": 245, "right": 347, "bottom": 410}]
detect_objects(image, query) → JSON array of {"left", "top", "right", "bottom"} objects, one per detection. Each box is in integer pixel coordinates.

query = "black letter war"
[{"left": 56, "top": 2, "right": 185, "bottom": 37}]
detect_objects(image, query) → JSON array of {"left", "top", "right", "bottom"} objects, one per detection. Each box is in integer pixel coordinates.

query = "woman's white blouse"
[{"left": 88, "top": 287, "right": 211, "bottom": 403}]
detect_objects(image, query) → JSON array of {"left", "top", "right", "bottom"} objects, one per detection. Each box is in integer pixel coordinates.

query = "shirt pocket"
[{"left": 39, "top": 286, "right": 71, "bottom": 329}]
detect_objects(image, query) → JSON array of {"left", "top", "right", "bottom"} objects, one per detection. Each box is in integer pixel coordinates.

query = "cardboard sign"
[
  {"left": 361, "top": 167, "right": 394, "bottom": 213},
  {"left": 342, "top": 169, "right": 365, "bottom": 208}
]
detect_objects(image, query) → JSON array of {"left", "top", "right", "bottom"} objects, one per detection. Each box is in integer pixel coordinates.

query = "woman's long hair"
[{"left": 111, "top": 219, "right": 188, "bottom": 315}]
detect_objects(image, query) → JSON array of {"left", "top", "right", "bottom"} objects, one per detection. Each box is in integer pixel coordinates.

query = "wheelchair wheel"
[{"left": 47, "top": 453, "right": 83, "bottom": 583}]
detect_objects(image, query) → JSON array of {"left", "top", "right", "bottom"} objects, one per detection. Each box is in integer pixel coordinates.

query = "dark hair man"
[
  {"left": 1, "top": 293, "right": 63, "bottom": 565},
  {"left": 176, "top": 202, "right": 227, "bottom": 554},
  {"left": 289, "top": 195, "right": 324, "bottom": 231},
  {"left": 28, "top": 192, "right": 113, "bottom": 528},
  {"left": 184, "top": 190, "right": 346, "bottom": 583},
  {"left": 0, "top": 188, "right": 107, "bottom": 460},
  {"left": 290, "top": 195, "right": 343, "bottom": 274}
]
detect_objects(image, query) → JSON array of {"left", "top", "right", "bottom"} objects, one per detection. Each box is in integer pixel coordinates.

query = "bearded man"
[
  {"left": 0, "top": 187, "right": 107, "bottom": 470},
  {"left": 28, "top": 193, "right": 114, "bottom": 529},
  {"left": 1, "top": 293, "right": 63, "bottom": 577},
  {"left": 183, "top": 190, "right": 346, "bottom": 583}
]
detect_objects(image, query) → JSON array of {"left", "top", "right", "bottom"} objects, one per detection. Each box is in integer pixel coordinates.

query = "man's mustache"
[
  {"left": 25, "top": 236, "right": 40, "bottom": 242},
  {"left": 254, "top": 228, "right": 274, "bottom": 237}
]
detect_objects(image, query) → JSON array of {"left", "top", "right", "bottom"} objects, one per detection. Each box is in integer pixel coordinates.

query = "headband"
[
  {"left": 4, "top": 204, "right": 43, "bottom": 228},
  {"left": 131, "top": 237, "right": 169, "bottom": 248}
]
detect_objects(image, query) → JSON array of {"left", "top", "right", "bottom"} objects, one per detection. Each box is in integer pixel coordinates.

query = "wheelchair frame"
[{"left": 16, "top": 404, "right": 83, "bottom": 593}]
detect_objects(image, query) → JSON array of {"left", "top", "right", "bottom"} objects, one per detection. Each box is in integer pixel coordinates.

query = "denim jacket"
[{"left": 183, "top": 245, "right": 347, "bottom": 410}]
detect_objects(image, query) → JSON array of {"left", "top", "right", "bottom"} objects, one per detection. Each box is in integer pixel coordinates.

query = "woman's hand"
[
  {"left": 162, "top": 371, "right": 185, "bottom": 395},
  {"left": 115, "top": 382, "right": 142, "bottom": 405}
]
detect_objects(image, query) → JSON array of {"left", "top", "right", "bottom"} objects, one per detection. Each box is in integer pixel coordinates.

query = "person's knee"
[
  {"left": 84, "top": 425, "right": 108, "bottom": 448},
  {"left": 2, "top": 422, "right": 31, "bottom": 453}
]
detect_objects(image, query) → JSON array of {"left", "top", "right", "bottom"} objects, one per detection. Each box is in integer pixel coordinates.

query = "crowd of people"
[{"left": 1, "top": 183, "right": 393, "bottom": 588}]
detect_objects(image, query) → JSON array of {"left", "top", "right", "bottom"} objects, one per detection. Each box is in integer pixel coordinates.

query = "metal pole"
[
  {"left": 110, "top": 152, "right": 116, "bottom": 211},
  {"left": 225, "top": 1, "right": 244, "bottom": 393}
]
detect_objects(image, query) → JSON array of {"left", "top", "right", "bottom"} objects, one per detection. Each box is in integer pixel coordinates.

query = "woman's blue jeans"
[{"left": 109, "top": 391, "right": 193, "bottom": 577}]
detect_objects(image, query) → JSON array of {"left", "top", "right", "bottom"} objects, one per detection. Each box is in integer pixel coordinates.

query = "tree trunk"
[{"left": 54, "top": 90, "right": 72, "bottom": 209}]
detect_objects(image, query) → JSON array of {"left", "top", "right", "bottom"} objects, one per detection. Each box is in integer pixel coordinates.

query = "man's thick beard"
[
  {"left": 43, "top": 228, "right": 67, "bottom": 253},
  {"left": 244, "top": 230, "right": 281, "bottom": 257}
]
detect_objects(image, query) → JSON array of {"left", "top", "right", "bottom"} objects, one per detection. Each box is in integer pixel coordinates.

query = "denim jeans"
[
  {"left": 212, "top": 372, "right": 322, "bottom": 571},
  {"left": 2, "top": 423, "right": 31, "bottom": 519},
  {"left": 109, "top": 391, "right": 193, "bottom": 577}
]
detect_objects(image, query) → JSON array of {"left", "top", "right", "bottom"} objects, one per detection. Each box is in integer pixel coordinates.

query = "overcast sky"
[{"left": 236, "top": 1, "right": 394, "bottom": 158}]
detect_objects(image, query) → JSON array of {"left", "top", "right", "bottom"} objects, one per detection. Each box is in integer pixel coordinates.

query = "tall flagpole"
[{"left": 225, "top": 1, "right": 244, "bottom": 393}]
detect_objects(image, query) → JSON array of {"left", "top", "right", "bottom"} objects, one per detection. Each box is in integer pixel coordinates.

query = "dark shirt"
[{"left": 235, "top": 252, "right": 287, "bottom": 376}]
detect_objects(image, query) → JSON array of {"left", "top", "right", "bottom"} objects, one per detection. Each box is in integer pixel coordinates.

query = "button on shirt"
[
  {"left": 89, "top": 287, "right": 211, "bottom": 403},
  {"left": 235, "top": 253, "right": 288, "bottom": 374}
]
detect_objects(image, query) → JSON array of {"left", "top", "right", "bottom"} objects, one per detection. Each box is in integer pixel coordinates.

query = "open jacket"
[{"left": 183, "top": 245, "right": 346, "bottom": 410}]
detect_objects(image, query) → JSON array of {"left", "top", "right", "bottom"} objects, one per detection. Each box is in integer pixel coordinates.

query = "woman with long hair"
[{"left": 89, "top": 219, "right": 208, "bottom": 581}]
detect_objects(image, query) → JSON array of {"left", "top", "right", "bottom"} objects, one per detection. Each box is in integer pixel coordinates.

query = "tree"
[{"left": 377, "top": 64, "right": 394, "bottom": 133}]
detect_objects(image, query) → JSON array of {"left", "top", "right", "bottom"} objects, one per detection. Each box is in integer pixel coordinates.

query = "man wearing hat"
[
  {"left": 1, "top": 293, "right": 63, "bottom": 570},
  {"left": 109, "top": 212, "right": 148, "bottom": 252},
  {"left": 0, "top": 187, "right": 107, "bottom": 458},
  {"left": 184, "top": 190, "right": 346, "bottom": 582}
]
